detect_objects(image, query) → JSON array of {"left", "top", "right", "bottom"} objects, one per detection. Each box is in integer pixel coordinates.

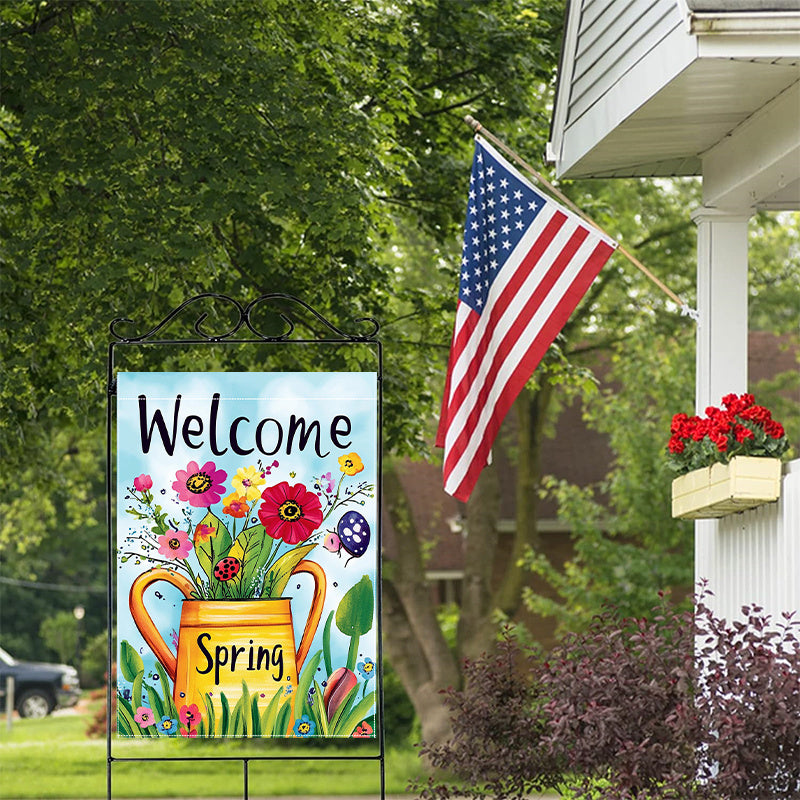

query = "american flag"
[{"left": 436, "top": 135, "right": 617, "bottom": 502}]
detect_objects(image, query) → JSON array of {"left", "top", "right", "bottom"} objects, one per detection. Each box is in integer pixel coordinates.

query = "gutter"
[{"left": 689, "top": 10, "right": 800, "bottom": 33}]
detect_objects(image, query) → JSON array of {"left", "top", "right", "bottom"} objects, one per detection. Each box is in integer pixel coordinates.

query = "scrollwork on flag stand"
[{"left": 106, "top": 294, "right": 385, "bottom": 800}]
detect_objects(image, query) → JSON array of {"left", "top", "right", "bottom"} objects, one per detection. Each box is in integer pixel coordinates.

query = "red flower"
[
  {"left": 734, "top": 425, "right": 755, "bottom": 443},
  {"left": 179, "top": 703, "right": 201, "bottom": 727},
  {"left": 352, "top": 721, "right": 374, "bottom": 738},
  {"left": 668, "top": 436, "right": 685, "bottom": 454},
  {"left": 765, "top": 420, "right": 785, "bottom": 439},
  {"left": 740, "top": 405, "right": 772, "bottom": 424},
  {"left": 258, "top": 481, "right": 323, "bottom": 545}
]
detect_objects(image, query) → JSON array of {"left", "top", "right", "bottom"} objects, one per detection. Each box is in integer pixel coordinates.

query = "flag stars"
[{"left": 458, "top": 143, "right": 551, "bottom": 315}]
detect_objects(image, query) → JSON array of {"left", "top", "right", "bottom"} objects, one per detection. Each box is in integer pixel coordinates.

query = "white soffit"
[
  {"left": 702, "top": 79, "right": 800, "bottom": 209},
  {"left": 550, "top": 7, "right": 800, "bottom": 187}
]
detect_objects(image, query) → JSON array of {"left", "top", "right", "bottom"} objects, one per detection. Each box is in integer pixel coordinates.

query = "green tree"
[{"left": 0, "top": 0, "right": 560, "bottom": 742}]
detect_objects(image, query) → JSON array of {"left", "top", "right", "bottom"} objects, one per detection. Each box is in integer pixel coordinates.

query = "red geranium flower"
[{"left": 258, "top": 481, "right": 323, "bottom": 545}]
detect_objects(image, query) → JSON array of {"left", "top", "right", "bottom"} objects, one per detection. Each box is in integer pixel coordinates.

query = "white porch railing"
[{"left": 695, "top": 458, "right": 800, "bottom": 625}]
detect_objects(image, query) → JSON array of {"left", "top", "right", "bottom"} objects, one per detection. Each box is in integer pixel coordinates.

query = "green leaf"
[
  {"left": 154, "top": 661, "right": 176, "bottom": 718},
  {"left": 250, "top": 693, "right": 262, "bottom": 737},
  {"left": 260, "top": 686, "right": 286, "bottom": 736},
  {"left": 116, "top": 698, "right": 141, "bottom": 738},
  {"left": 262, "top": 542, "right": 317, "bottom": 598},
  {"left": 333, "top": 690, "right": 376, "bottom": 738},
  {"left": 132, "top": 670, "right": 145, "bottom": 711},
  {"left": 335, "top": 575, "right": 374, "bottom": 638},
  {"left": 295, "top": 649, "right": 323, "bottom": 721},
  {"left": 146, "top": 684, "right": 164, "bottom": 721},
  {"left": 228, "top": 524, "right": 269, "bottom": 596},
  {"left": 274, "top": 698, "right": 292, "bottom": 737},
  {"left": 193, "top": 511, "right": 232, "bottom": 582},
  {"left": 119, "top": 640, "right": 144, "bottom": 683},
  {"left": 322, "top": 610, "right": 335, "bottom": 677},
  {"left": 202, "top": 692, "right": 216, "bottom": 737},
  {"left": 328, "top": 682, "right": 360, "bottom": 733},
  {"left": 310, "top": 680, "right": 329, "bottom": 737},
  {"left": 220, "top": 692, "right": 230, "bottom": 735}
]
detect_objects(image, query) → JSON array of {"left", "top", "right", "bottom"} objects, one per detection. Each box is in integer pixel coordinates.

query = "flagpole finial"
[{"left": 464, "top": 115, "right": 482, "bottom": 133}]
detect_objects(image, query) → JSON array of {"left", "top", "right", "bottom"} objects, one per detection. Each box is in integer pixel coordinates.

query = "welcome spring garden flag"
[{"left": 116, "top": 372, "right": 378, "bottom": 739}]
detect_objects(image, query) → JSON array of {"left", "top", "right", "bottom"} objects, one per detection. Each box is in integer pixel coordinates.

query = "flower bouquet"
[
  {"left": 122, "top": 453, "right": 371, "bottom": 601},
  {"left": 668, "top": 393, "right": 789, "bottom": 519}
]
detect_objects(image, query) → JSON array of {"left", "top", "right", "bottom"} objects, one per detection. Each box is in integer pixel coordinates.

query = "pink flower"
[
  {"left": 172, "top": 461, "right": 227, "bottom": 507},
  {"left": 133, "top": 474, "right": 153, "bottom": 492},
  {"left": 321, "top": 471, "right": 335, "bottom": 493},
  {"left": 258, "top": 481, "right": 323, "bottom": 545},
  {"left": 134, "top": 706, "right": 156, "bottom": 727},
  {"left": 157, "top": 529, "right": 193, "bottom": 560}
]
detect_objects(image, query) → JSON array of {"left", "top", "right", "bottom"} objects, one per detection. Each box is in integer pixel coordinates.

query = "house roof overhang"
[{"left": 548, "top": 1, "right": 800, "bottom": 210}]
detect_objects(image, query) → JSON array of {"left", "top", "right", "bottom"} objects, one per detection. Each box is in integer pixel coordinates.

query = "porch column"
[
  {"left": 690, "top": 207, "right": 751, "bottom": 616},
  {"left": 691, "top": 207, "right": 751, "bottom": 411}
]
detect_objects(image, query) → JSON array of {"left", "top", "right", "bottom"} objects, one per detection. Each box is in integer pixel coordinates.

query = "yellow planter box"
[{"left": 671, "top": 456, "right": 782, "bottom": 520}]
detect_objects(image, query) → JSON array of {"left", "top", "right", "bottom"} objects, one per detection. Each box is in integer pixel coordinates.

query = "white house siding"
[
  {"left": 697, "top": 459, "right": 800, "bottom": 625},
  {"left": 568, "top": 0, "right": 683, "bottom": 126}
]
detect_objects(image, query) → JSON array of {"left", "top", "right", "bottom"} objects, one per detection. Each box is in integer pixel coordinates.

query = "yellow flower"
[
  {"left": 338, "top": 452, "right": 364, "bottom": 476},
  {"left": 231, "top": 465, "right": 266, "bottom": 501}
]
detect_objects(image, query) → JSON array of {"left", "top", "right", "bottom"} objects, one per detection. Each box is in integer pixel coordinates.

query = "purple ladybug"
[{"left": 324, "top": 511, "right": 370, "bottom": 566}]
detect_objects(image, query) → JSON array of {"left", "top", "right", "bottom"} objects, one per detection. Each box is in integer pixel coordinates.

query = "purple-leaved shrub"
[{"left": 415, "top": 590, "right": 800, "bottom": 800}]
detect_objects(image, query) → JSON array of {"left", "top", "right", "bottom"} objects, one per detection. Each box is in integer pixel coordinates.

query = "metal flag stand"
[{"left": 105, "top": 293, "right": 385, "bottom": 799}]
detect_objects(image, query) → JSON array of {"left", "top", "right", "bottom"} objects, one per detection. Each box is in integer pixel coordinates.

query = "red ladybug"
[{"left": 213, "top": 556, "right": 241, "bottom": 582}]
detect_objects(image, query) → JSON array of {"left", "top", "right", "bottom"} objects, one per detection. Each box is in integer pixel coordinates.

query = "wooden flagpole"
[{"left": 464, "top": 115, "right": 698, "bottom": 320}]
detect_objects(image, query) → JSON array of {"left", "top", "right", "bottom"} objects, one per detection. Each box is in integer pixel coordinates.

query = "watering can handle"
[
  {"left": 129, "top": 569, "right": 195, "bottom": 682},
  {"left": 292, "top": 559, "right": 327, "bottom": 672}
]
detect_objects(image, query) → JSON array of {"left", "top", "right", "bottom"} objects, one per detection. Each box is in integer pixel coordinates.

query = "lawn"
[{"left": 0, "top": 702, "right": 427, "bottom": 799}]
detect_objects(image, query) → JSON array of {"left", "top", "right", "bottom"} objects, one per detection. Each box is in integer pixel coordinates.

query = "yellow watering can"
[{"left": 129, "top": 561, "right": 326, "bottom": 733}]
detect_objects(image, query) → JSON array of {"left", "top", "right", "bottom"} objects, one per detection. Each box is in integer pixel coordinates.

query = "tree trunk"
[
  {"left": 457, "top": 458, "right": 500, "bottom": 662},
  {"left": 382, "top": 461, "right": 461, "bottom": 745},
  {"left": 494, "top": 385, "right": 551, "bottom": 616}
]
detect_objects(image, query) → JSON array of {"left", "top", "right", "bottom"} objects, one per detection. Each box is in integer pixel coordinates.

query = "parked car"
[{"left": 0, "top": 645, "right": 81, "bottom": 718}]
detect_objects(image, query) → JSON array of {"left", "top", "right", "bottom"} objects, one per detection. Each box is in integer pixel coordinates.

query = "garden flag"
[
  {"left": 116, "top": 372, "right": 379, "bottom": 740},
  {"left": 436, "top": 135, "right": 617, "bottom": 502}
]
